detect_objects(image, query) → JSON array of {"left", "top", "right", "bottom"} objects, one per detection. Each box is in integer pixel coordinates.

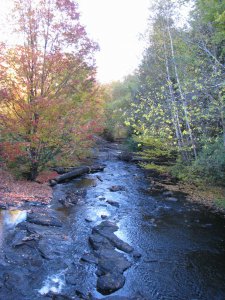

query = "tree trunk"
[
  {"left": 166, "top": 20, "right": 197, "bottom": 159},
  {"left": 29, "top": 162, "right": 39, "bottom": 181},
  {"left": 50, "top": 164, "right": 106, "bottom": 185},
  {"left": 162, "top": 33, "right": 188, "bottom": 161}
]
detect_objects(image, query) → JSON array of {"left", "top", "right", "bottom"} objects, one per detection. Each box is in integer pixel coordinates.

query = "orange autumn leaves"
[{"left": 0, "top": 0, "right": 104, "bottom": 180}]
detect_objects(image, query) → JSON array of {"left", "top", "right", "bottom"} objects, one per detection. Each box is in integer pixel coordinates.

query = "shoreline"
[
  {"left": 148, "top": 175, "right": 225, "bottom": 216},
  {"left": 0, "top": 169, "right": 53, "bottom": 209}
]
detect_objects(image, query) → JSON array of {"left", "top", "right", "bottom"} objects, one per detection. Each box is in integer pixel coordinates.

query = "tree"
[
  {"left": 120, "top": 0, "right": 225, "bottom": 183},
  {"left": 0, "top": 0, "right": 102, "bottom": 180}
]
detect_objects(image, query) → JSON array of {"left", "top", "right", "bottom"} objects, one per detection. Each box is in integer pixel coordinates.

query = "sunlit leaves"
[{"left": 0, "top": 0, "right": 102, "bottom": 180}]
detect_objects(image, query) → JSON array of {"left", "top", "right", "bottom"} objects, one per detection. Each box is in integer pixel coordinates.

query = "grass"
[{"left": 140, "top": 163, "right": 170, "bottom": 174}]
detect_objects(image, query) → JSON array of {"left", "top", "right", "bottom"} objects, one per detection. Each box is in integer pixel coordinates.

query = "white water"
[{"left": 38, "top": 269, "right": 67, "bottom": 295}]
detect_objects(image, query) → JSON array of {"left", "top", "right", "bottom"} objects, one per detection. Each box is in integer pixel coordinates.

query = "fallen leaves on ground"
[{"left": 0, "top": 168, "right": 53, "bottom": 207}]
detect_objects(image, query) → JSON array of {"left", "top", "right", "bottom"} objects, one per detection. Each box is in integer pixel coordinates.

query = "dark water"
[
  {"left": 0, "top": 142, "right": 225, "bottom": 299},
  {"left": 54, "top": 143, "right": 225, "bottom": 299}
]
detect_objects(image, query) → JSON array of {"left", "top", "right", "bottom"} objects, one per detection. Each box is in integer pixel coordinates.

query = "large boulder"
[{"left": 97, "top": 272, "right": 125, "bottom": 295}]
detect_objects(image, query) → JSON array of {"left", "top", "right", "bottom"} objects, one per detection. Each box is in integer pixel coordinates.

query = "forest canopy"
[{"left": 104, "top": 0, "right": 225, "bottom": 185}]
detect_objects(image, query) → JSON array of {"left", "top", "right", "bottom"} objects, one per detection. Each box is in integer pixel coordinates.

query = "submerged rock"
[
  {"left": 133, "top": 251, "right": 142, "bottom": 258},
  {"left": 106, "top": 200, "right": 120, "bottom": 208},
  {"left": 108, "top": 186, "right": 126, "bottom": 192},
  {"left": 85, "top": 217, "right": 94, "bottom": 223}
]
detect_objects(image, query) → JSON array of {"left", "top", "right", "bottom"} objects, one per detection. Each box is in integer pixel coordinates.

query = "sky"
[
  {"left": 0, "top": 0, "right": 150, "bottom": 83},
  {"left": 77, "top": 0, "right": 150, "bottom": 83}
]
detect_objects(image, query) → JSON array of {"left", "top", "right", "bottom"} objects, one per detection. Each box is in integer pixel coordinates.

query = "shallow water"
[
  {"left": 69, "top": 145, "right": 225, "bottom": 299},
  {"left": 0, "top": 143, "right": 224, "bottom": 299}
]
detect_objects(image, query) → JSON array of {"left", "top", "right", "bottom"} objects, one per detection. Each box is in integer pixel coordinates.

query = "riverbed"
[{"left": 0, "top": 141, "right": 224, "bottom": 299}]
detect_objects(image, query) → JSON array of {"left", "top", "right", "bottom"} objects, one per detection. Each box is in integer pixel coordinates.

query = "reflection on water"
[
  {"left": 0, "top": 209, "right": 27, "bottom": 248},
  {"left": 2, "top": 210, "right": 27, "bottom": 227},
  {"left": 74, "top": 178, "right": 96, "bottom": 188}
]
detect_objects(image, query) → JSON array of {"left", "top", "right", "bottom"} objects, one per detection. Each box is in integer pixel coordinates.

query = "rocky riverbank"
[{"left": 0, "top": 141, "right": 224, "bottom": 299}]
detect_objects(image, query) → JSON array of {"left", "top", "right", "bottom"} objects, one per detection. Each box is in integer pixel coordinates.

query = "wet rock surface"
[
  {"left": 97, "top": 272, "right": 125, "bottom": 295},
  {"left": 87, "top": 221, "right": 133, "bottom": 294},
  {"left": 27, "top": 209, "right": 63, "bottom": 227},
  {"left": 0, "top": 141, "right": 224, "bottom": 299}
]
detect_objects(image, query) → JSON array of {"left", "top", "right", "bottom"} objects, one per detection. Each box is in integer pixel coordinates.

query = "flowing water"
[{"left": 0, "top": 142, "right": 224, "bottom": 299}]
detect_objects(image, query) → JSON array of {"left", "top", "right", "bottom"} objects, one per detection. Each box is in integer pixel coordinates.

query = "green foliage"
[
  {"left": 140, "top": 163, "right": 170, "bottom": 174},
  {"left": 124, "top": 135, "right": 140, "bottom": 152},
  {"left": 215, "top": 198, "right": 225, "bottom": 209},
  {"left": 172, "top": 137, "right": 225, "bottom": 185},
  {"left": 103, "top": 75, "right": 138, "bottom": 141},
  {"left": 136, "top": 135, "right": 176, "bottom": 161},
  {"left": 115, "top": 0, "right": 225, "bottom": 187}
]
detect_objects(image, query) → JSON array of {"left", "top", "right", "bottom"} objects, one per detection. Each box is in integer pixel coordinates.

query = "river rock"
[
  {"left": 106, "top": 200, "right": 120, "bottom": 208},
  {"left": 101, "top": 214, "right": 108, "bottom": 219},
  {"left": 92, "top": 221, "right": 119, "bottom": 234},
  {"left": 109, "top": 186, "right": 126, "bottom": 192},
  {"left": 65, "top": 264, "right": 90, "bottom": 289},
  {"left": 92, "top": 222, "right": 133, "bottom": 253},
  {"left": 85, "top": 217, "right": 94, "bottom": 223},
  {"left": 107, "top": 234, "right": 133, "bottom": 253},
  {"left": 89, "top": 233, "right": 114, "bottom": 250},
  {"left": 11, "top": 230, "right": 27, "bottom": 247},
  {"left": 96, "top": 249, "right": 132, "bottom": 275},
  {"left": 97, "top": 272, "right": 125, "bottom": 294},
  {"left": 81, "top": 252, "right": 98, "bottom": 264},
  {"left": 27, "top": 211, "right": 62, "bottom": 227}
]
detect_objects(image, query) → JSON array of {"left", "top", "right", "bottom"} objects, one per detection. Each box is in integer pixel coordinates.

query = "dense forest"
[
  {"left": 105, "top": 0, "right": 225, "bottom": 187},
  {"left": 0, "top": 0, "right": 224, "bottom": 190}
]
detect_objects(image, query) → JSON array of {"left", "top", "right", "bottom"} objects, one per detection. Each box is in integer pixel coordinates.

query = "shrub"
[{"left": 172, "top": 137, "right": 225, "bottom": 186}]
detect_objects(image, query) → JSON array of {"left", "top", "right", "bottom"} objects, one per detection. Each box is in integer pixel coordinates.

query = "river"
[{"left": 0, "top": 141, "right": 224, "bottom": 299}]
